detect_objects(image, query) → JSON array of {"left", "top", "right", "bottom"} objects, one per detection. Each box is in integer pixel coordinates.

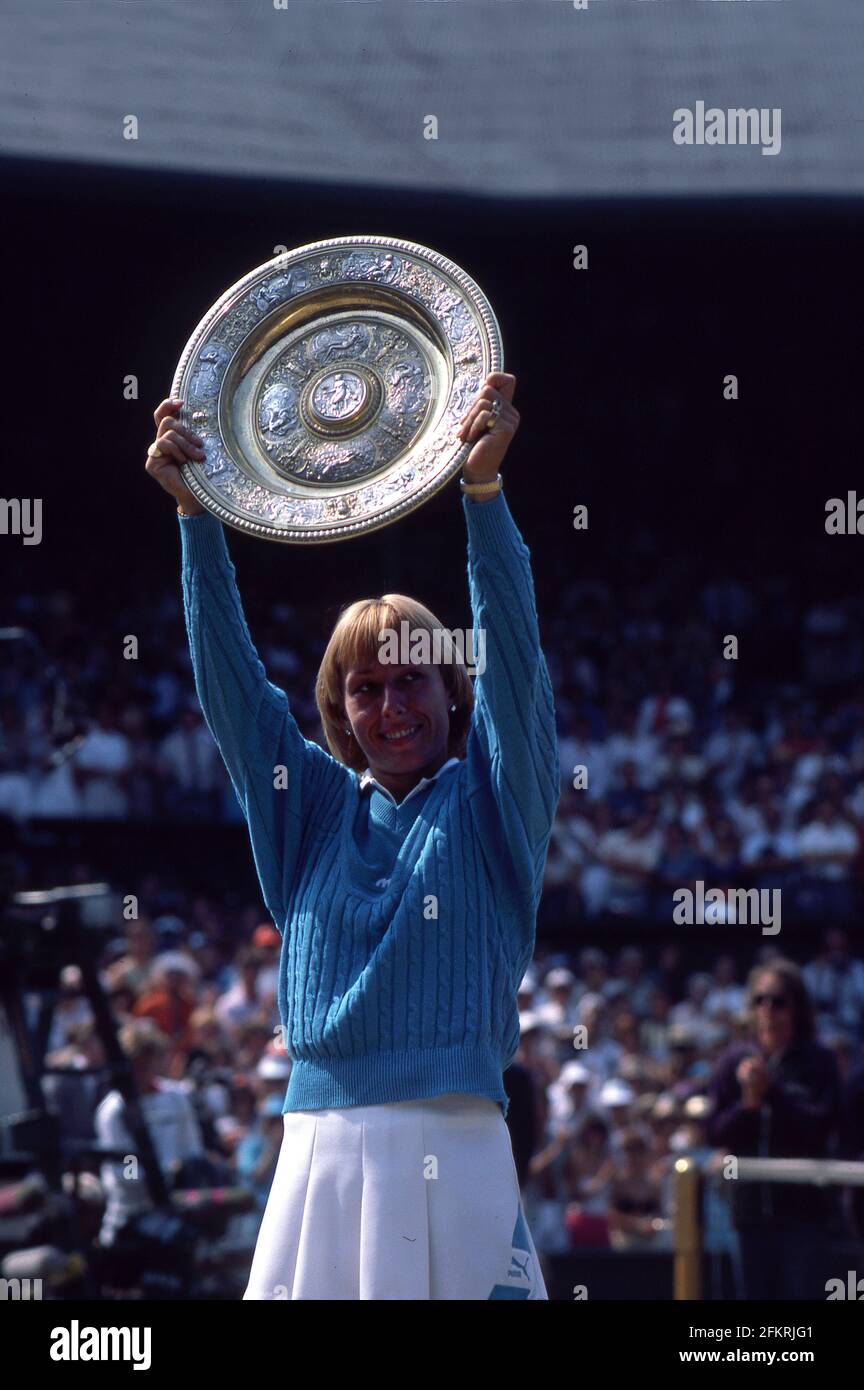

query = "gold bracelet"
[{"left": 460, "top": 473, "right": 502, "bottom": 496}]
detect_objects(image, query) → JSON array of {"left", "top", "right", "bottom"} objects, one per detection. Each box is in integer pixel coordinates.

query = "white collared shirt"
[{"left": 358, "top": 756, "right": 460, "bottom": 809}]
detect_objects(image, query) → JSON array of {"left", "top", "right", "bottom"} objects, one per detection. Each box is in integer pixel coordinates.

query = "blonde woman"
[{"left": 145, "top": 371, "right": 559, "bottom": 1300}]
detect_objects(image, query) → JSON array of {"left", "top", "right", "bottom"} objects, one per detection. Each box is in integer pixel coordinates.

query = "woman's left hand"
[{"left": 458, "top": 372, "right": 520, "bottom": 483}]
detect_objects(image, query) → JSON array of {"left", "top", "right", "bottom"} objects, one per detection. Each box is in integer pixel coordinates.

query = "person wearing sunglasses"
[{"left": 707, "top": 958, "right": 842, "bottom": 1300}]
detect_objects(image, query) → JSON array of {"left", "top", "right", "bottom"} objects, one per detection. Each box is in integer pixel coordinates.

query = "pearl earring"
[
  {"left": 345, "top": 727, "right": 351, "bottom": 736},
  {"left": 450, "top": 704, "right": 456, "bottom": 712}
]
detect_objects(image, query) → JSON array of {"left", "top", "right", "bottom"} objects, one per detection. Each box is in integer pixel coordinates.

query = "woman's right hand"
[{"left": 145, "top": 397, "right": 207, "bottom": 514}]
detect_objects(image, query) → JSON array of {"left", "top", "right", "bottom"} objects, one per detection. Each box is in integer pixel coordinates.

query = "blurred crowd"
[
  {"left": 2, "top": 568, "right": 864, "bottom": 922},
  {"left": 544, "top": 570, "right": 864, "bottom": 924},
  {"left": 511, "top": 936, "right": 864, "bottom": 1291},
  {"left": 23, "top": 872, "right": 864, "bottom": 1292},
  {"left": 4, "top": 543, "right": 864, "bottom": 1295}
]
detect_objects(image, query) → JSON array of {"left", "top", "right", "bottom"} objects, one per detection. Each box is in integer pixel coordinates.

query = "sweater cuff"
[
  {"left": 461, "top": 487, "right": 526, "bottom": 554},
  {"left": 177, "top": 509, "right": 230, "bottom": 568}
]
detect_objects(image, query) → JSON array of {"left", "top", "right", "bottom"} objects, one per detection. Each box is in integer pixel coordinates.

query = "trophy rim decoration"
[{"left": 170, "top": 235, "right": 504, "bottom": 544}]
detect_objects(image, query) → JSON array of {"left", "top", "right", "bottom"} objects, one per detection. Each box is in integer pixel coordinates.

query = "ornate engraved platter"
[{"left": 170, "top": 236, "right": 503, "bottom": 543}]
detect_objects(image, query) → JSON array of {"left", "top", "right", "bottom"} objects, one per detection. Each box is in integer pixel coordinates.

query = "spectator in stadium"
[
  {"left": 654, "top": 731, "right": 706, "bottom": 788},
  {"left": 42, "top": 1019, "right": 106, "bottom": 1145},
  {"left": 637, "top": 674, "right": 693, "bottom": 742},
  {"left": 597, "top": 1078, "right": 637, "bottom": 1151},
  {"left": 575, "top": 992, "right": 621, "bottom": 1082},
  {"left": 542, "top": 794, "right": 586, "bottom": 924},
  {"left": 103, "top": 918, "right": 158, "bottom": 997},
  {"left": 575, "top": 946, "right": 609, "bottom": 999},
  {"left": 157, "top": 702, "right": 225, "bottom": 820},
  {"left": 700, "top": 815, "right": 743, "bottom": 888},
  {"left": 640, "top": 985, "right": 673, "bottom": 1063},
  {"left": 653, "top": 821, "right": 707, "bottom": 919},
  {"left": 250, "top": 922, "right": 282, "bottom": 1005},
  {"left": 214, "top": 947, "right": 267, "bottom": 1030},
  {"left": 606, "top": 758, "right": 646, "bottom": 823},
  {"left": 546, "top": 1059, "right": 597, "bottom": 1132},
  {"left": 703, "top": 954, "right": 746, "bottom": 1024},
  {"left": 132, "top": 951, "right": 199, "bottom": 1055},
  {"left": 663, "top": 1026, "right": 704, "bottom": 1103},
  {"left": 536, "top": 967, "right": 581, "bottom": 1036},
  {"left": 563, "top": 1114, "right": 615, "bottom": 1249},
  {"left": 669, "top": 973, "right": 715, "bottom": 1050},
  {"left": 595, "top": 808, "right": 663, "bottom": 917},
  {"left": 707, "top": 959, "right": 843, "bottom": 1299},
  {"left": 795, "top": 798, "right": 859, "bottom": 921},
  {"left": 95, "top": 1019, "right": 206, "bottom": 1247},
  {"left": 558, "top": 715, "right": 611, "bottom": 802},
  {"left": 803, "top": 927, "right": 864, "bottom": 1045},
  {"left": 45, "top": 964, "right": 94, "bottom": 1053},
  {"left": 703, "top": 707, "right": 760, "bottom": 796},
  {"left": 607, "top": 1128, "right": 665, "bottom": 1250},
  {"left": 517, "top": 969, "right": 538, "bottom": 1014},
  {"left": 605, "top": 708, "right": 657, "bottom": 782},
  {"left": 610, "top": 946, "right": 653, "bottom": 1016},
  {"left": 71, "top": 702, "right": 134, "bottom": 819},
  {"left": 235, "top": 1095, "right": 286, "bottom": 1211},
  {"left": 739, "top": 802, "right": 797, "bottom": 896}
]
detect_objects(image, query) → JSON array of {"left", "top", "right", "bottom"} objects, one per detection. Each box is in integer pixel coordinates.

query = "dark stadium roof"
[{"left": 0, "top": 0, "right": 861, "bottom": 196}]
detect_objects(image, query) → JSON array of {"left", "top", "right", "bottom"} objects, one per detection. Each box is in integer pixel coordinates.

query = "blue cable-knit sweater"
[{"left": 178, "top": 490, "right": 559, "bottom": 1117}]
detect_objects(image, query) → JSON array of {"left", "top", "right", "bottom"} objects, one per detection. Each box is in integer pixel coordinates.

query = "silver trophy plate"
[{"left": 170, "top": 236, "right": 503, "bottom": 543}]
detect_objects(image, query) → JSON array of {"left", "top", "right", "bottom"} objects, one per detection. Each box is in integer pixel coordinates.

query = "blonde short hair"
[{"left": 315, "top": 594, "right": 475, "bottom": 773}]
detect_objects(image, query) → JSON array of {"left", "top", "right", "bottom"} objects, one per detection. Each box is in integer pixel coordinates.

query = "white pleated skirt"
[{"left": 243, "top": 1091, "right": 547, "bottom": 1301}]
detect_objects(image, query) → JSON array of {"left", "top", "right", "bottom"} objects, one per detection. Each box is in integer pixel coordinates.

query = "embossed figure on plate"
[
  {"left": 310, "top": 324, "right": 371, "bottom": 365},
  {"left": 259, "top": 384, "right": 299, "bottom": 436},
  {"left": 312, "top": 371, "right": 367, "bottom": 422},
  {"left": 250, "top": 270, "right": 309, "bottom": 314},
  {"left": 342, "top": 251, "right": 400, "bottom": 283}
]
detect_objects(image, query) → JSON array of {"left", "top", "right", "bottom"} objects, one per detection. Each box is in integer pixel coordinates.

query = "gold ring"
[{"left": 147, "top": 443, "right": 164, "bottom": 459}]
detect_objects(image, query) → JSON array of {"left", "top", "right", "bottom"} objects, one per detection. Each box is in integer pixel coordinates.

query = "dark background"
[{"left": 6, "top": 158, "right": 860, "bottom": 611}]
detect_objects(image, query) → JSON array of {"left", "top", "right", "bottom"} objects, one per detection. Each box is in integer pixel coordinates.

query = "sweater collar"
[{"left": 358, "top": 756, "right": 460, "bottom": 809}]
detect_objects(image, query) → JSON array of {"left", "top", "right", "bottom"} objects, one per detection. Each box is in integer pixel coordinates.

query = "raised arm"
[
  {"left": 146, "top": 397, "right": 349, "bottom": 927},
  {"left": 458, "top": 376, "right": 560, "bottom": 960},
  {"left": 178, "top": 509, "right": 306, "bottom": 793}
]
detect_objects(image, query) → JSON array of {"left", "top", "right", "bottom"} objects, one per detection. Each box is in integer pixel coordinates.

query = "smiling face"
[
  {"left": 343, "top": 656, "right": 453, "bottom": 800},
  {"left": 316, "top": 593, "right": 473, "bottom": 797}
]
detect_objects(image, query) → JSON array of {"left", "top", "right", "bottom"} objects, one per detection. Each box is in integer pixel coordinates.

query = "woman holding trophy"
[{"left": 145, "top": 369, "right": 559, "bottom": 1299}]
